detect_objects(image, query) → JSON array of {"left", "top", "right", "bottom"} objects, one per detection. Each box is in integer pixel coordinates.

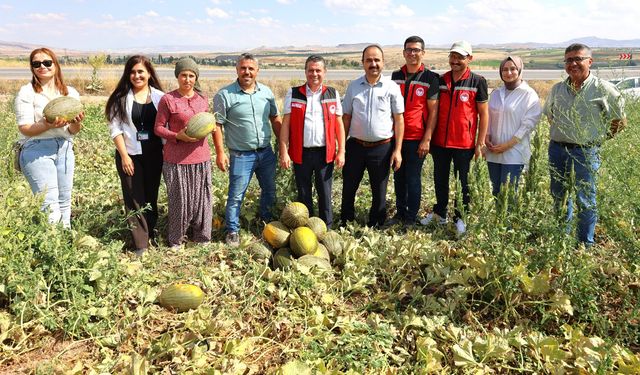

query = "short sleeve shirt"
[
  {"left": 342, "top": 75, "right": 404, "bottom": 142},
  {"left": 214, "top": 80, "right": 279, "bottom": 151},
  {"left": 15, "top": 84, "right": 81, "bottom": 140}
]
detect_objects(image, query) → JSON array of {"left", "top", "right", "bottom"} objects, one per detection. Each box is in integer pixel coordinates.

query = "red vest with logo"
[
  {"left": 288, "top": 85, "right": 339, "bottom": 164},
  {"left": 391, "top": 64, "right": 440, "bottom": 140},
  {"left": 432, "top": 69, "right": 487, "bottom": 149}
]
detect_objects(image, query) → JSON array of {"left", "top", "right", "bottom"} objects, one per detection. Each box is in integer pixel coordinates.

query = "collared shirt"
[
  {"left": 342, "top": 75, "right": 404, "bottom": 142},
  {"left": 15, "top": 83, "right": 80, "bottom": 141},
  {"left": 214, "top": 80, "right": 279, "bottom": 151},
  {"left": 544, "top": 73, "right": 625, "bottom": 145},
  {"left": 283, "top": 84, "right": 343, "bottom": 147}
]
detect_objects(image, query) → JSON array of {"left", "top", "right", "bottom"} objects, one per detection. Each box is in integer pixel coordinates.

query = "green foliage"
[{"left": 0, "top": 97, "right": 638, "bottom": 373}]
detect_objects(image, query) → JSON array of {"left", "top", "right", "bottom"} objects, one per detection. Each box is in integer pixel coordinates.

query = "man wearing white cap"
[{"left": 420, "top": 40, "right": 488, "bottom": 237}]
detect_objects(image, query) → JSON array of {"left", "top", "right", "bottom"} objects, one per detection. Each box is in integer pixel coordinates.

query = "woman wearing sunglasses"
[
  {"left": 15, "top": 47, "right": 84, "bottom": 228},
  {"left": 106, "top": 55, "right": 164, "bottom": 256}
]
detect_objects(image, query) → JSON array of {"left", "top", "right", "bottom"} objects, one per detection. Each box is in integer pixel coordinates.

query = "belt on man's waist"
[
  {"left": 352, "top": 137, "right": 392, "bottom": 148},
  {"left": 303, "top": 146, "right": 326, "bottom": 151},
  {"left": 551, "top": 140, "right": 600, "bottom": 149},
  {"left": 230, "top": 146, "right": 268, "bottom": 153}
]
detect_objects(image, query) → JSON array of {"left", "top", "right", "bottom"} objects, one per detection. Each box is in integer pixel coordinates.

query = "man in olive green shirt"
[{"left": 543, "top": 43, "right": 626, "bottom": 246}]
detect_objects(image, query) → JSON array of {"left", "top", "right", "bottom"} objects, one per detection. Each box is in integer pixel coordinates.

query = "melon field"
[{"left": 0, "top": 89, "right": 639, "bottom": 374}]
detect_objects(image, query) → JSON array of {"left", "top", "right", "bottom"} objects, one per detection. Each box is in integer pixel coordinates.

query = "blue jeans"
[
  {"left": 394, "top": 140, "right": 426, "bottom": 222},
  {"left": 20, "top": 137, "right": 75, "bottom": 227},
  {"left": 548, "top": 141, "right": 600, "bottom": 245},
  {"left": 225, "top": 146, "right": 276, "bottom": 233},
  {"left": 487, "top": 162, "right": 524, "bottom": 196}
]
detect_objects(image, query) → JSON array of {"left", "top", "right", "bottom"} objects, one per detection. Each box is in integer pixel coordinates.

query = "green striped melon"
[
  {"left": 273, "top": 248, "right": 294, "bottom": 270},
  {"left": 306, "top": 217, "right": 327, "bottom": 238},
  {"left": 297, "top": 255, "right": 332, "bottom": 272},
  {"left": 185, "top": 112, "right": 217, "bottom": 139},
  {"left": 313, "top": 243, "right": 330, "bottom": 262},
  {"left": 289, "top": 226, "right": 318, "bottom": 257},
  {"left": 158, "top": 283, "right": 205, "bottom": 312},
  {"left": 43, "top": 96, "right": 83, "bottom": 123},
  {"left": 321, "top": 231, "right": 343, "bottom": 260},
  {"left": 280, "top": 202, "right": 309, "bottom": 229},
  {"left": 247, "top": 242, "right": 273, "bottom": 261}
]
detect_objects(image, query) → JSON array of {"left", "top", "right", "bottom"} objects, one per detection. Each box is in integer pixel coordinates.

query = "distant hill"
[{"left": 1, "top": 36, "right": 639, "bottom": 57}]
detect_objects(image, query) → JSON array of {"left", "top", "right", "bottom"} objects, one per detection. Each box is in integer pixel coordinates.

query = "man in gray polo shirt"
[
  {"left": 340, "top": 44, "right": 405, "bottom": 227},
  {"left": 213, "top": 53, "right": 282, "bottom": 247},
  {"left": 544, "top": 43, "right": 626, "bottom": 247}
]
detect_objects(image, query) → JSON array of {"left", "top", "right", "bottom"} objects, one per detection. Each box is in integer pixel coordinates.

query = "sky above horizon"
[{"left": 0, "top": 0, "right": 638, "bottom": 52}]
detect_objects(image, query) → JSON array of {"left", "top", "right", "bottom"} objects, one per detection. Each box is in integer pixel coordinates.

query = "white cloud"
[
  {"left": 393, "top": 4, "right": 414, "bottom": 16},
  {"left": 324, "top": 0, "right": 392, "bottom": 16},
  {"left": 206, "top": 7, "right": 230, "bottom": 18},
  {"left": 277, "top": 0, "right": 295, "bottom": 4},
  {"left": 145, "top": 11, "right": 159, "bottom": 17},
  {"left": 0, "top": 4, "right": 13, "bottom": 10},
  {"left": 26, "top": 13, "right": 66, "bottom": 21}
]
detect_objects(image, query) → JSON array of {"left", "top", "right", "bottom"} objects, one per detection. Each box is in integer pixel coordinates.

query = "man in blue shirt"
[{"left": 213, "top": 53, "right": 282, "bottom": 247}]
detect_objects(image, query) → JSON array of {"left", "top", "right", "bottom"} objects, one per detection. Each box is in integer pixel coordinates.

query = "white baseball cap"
[{"left": 450, "top": 40, "right": 472, "bottom": 56}]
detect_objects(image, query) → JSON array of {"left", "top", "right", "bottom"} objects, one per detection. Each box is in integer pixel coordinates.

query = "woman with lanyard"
[
  {"left": 154, "top": 57, "right": 213, "bottom": 249},
  {"left": 106, "top": 55, "right": 165, "bottom": 256},
  {"left": 15, "top": 47, "right": 84, "bottom": 228}
]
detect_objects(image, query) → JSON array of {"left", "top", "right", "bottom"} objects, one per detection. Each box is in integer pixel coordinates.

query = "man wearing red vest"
[
  {"left": 389, "top": 36, "right": 440, "bottom": 226},
  {"left": 420, "top": 41, "right": 488, "bottom": 237},
  {"left": 279, "top": 55, "right": 346, "bottom": 227}
]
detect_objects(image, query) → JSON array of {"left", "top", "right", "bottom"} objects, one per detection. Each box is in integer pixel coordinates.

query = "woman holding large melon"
[
  {"left": 15, "top": 47, "right": 84, "bottom": 228},
  {"left": 154, "top": 57, "right": 213, "bottom": 248},
  {"left": 106, "top": 55, "right": 165, "bottom": 256}
]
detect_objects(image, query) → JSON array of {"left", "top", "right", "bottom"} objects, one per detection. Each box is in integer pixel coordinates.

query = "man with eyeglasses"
[
  {"left": 387, "top": 36, "right": 440, "bottom": 227},
  {"left": 420, "top": 40, "right": 488, "bottom": 237},
  {"left": 544, "top": 43, "right": 626, "bottom": 247}
]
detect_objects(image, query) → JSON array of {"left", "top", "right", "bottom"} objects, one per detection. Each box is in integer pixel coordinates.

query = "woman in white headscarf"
[{"left": 485, "top": 56, "right": 542, "bottom": 196}]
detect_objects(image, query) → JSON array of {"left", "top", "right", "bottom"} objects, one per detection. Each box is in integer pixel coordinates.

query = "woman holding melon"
[
  {"left": 15, "top": 47, "right": 84, "bottom": 228},
  {"left": 106, "top": 55, "right": 165, "bottom": 256},
  {"left": 154, "top": 57, "right": 214, "bottom": 248}
]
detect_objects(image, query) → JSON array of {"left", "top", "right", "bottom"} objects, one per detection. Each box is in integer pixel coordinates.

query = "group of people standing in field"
[{"left": 15, "top": 37, "right": 626, "bottom": 255}]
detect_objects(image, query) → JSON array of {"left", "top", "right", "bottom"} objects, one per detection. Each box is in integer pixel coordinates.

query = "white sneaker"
[
  {"left": 419, "top": 213, "right": 447, "bottom": 226},
  {"left": 455, "top": 218, "right": 466, "bottom": 237}
]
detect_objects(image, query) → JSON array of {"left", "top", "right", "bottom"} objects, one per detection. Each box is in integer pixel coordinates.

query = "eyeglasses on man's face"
[
  {"left": 31, "top": 60, "right": 54, "bottom": 69},
  {"left": 404, "top": 48, "right": 423, "bottom": 55},
  {"left": 563, "top": 56, "right": 591, "bottom": 64}
]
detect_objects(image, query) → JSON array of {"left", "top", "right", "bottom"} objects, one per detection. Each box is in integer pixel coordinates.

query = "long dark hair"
[
  {"left": 29, "top": 47, "right": 68, "bottom": 95},
  {"left": 105, "top": 55, "right": 163, "bottom": 123}
]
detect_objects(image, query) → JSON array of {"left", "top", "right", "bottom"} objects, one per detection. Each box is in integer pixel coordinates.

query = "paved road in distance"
[{"left": 1, "top": 67, "right": 638, "bottom": 81}]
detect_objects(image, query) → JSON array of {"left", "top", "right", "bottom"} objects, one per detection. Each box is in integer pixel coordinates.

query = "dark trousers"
[
  {"left": 394, "top": 140, "right": 426, "bottom": 222},
  {"left": 115, "top": 142, "right": 163, "bottom": 250},
  {"left": 341, "top": 138, "right": 393, "bottom": 227},
  {"left": 431, "top": 145, "right": 474, "bottom": 220},
  {"left": 293, "top": 147, "right": 334, "bottom": 226}
]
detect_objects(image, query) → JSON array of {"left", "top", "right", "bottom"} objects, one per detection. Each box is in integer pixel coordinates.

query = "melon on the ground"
[
  {"left": 313, "top": 243, "right": 330, "bottom": 262},
  {"left": 289, "top": 226, "right": 318, "bottom": 258},
  {"left": 320, "top": 230, "right": 343, "bottom": 260},
  {"left": 263, "top": 221, "right": 290, "bottom": 249},
  {"left": 158, "top": 283, "right": 204, "bottom": 312},
  {"left": 273, "top": 248, "right": 294, "bottom": 270},
  {"left": 297, "top": 255, "right": 332, "bottom": 272},
  {"left": 43, "top": 96, "right": 83, "bottom": 123},
  {"left": 247, "top": 242, "right": 273, "bottom": 261},
  {"left": 185, "top": 112, "right": 217, "bottom": 139},
  {"left": 306, "top": 217, "right": 327, "bottom": 238},
  {"left": 280, "top": 202, "right": 309, "bottom": 229}
]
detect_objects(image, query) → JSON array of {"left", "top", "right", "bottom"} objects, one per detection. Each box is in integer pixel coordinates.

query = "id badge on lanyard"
[{"left": 137, "top": 131, "right": 150, "bottom": 141}]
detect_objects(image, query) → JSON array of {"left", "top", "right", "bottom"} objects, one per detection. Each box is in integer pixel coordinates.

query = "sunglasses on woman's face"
[{"left": 31, "top": 60, "right": 53, "bottom": 69}]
